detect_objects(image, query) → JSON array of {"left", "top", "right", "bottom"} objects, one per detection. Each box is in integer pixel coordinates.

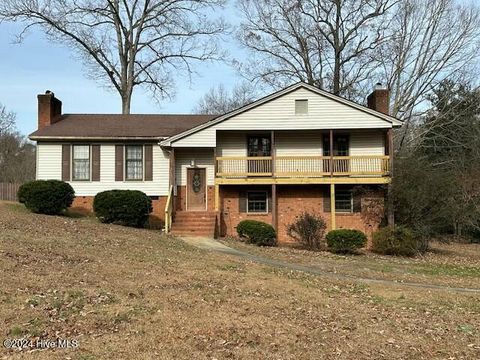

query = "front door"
[{"left": 187, "top": 168, "right": 206, "bottom": 211}]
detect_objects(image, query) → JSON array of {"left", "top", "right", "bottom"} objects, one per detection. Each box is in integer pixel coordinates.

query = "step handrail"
[{"left": 164, "top": 185, "right": 174, "bottom": 233}]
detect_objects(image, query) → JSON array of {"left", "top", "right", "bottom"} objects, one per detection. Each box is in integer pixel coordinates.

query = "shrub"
[
  {"left": 371, "top": 226, "right": 426, "bottom": 257},
  {"left": 287, "top": 212, "right": 327, "bottom": 250},
  {"left": 93, "top": 190, "right": 152, "bottom": 227},
  {"left": 17, "top": 180, "right": 75, "bottom": 215},
  {"left": 236, "top": 220, "right": 276, "bottom": 246},
  {"left": 326, "top": 229, "right": 367, "bottom": 254}
]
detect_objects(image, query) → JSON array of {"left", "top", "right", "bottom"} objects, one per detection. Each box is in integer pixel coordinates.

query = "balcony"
[{"left": 216, "top": 155, "right": 390, "bottom": 182}]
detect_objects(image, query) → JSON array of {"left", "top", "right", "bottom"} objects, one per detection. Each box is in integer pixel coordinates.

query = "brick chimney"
[
  {"left": 367, "top": 83, "right": 390, "bottom": 115},
  {"left": 38, "top": 90, "right": 62, "bottom": 130}
]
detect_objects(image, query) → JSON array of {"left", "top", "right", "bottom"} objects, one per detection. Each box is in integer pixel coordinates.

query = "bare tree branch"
[{"left": 0, "top": 0, "right": 228, "bottom": 113}]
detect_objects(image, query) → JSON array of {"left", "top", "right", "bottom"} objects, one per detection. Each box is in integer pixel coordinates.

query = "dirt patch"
[{"left": 1, "top": 202, "right": 479, "bottom": 359}]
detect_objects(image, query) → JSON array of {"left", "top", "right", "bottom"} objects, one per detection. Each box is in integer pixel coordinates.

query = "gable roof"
[
  {"left": 161, "top": 82, "right": 403, "bottom": 147},
  {"left": 29, "top": 114, "right": 216, "bottom": 140}
]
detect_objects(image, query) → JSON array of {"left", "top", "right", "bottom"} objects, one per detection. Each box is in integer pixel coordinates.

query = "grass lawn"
[{"left": 0, "top": 201, "right": 479, "bottom": 359}]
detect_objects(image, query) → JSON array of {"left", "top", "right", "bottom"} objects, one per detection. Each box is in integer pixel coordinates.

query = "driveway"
[{"left": 180, "top": 235, "right": 480, "bottom": 294}]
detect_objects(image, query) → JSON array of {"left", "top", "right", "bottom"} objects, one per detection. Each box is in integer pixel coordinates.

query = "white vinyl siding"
[
  {"left": 215, "top": 130, "right": 385, "bottom": 157},
  {"left": 36, "top": 143, "right": 170, "bottom": 196},
  {"left": 36, "top": 143, "right": 62, "bottom": 180},
  {"left": 349, "top": 131, "right": 385, "bottom": 155},
  {"left": 275, "top": 131, "right": 323, "bottom": 156},
  {"left": 217, "top": 132, "right": 247, "bottom": 157},
  {"left": 175, "top": 148, "right": 215, "bottom": 186},
  {"left": 172, "top": 87, "right": 392, "bottom": 147}
]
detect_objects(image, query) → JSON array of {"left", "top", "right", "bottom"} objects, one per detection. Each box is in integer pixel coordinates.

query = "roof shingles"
[{"left": 29, "top": 114, "right": 217, "bottom": 139}]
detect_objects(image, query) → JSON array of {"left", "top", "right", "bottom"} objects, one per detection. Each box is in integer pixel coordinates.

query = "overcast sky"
[{"left": 0, "top": 3, "right": 245, "bottom": 136}]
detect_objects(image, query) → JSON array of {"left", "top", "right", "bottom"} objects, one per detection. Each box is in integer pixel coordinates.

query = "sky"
[{"left": 0, "top": 2, "right": 245, "bottom": 136}]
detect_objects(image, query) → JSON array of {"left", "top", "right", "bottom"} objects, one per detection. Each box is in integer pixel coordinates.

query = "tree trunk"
[{"left": 121, "top": 89, "right": 133, "bottom": 114}]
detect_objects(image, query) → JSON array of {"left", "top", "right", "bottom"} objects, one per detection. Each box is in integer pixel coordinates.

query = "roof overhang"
[{"left": 30, "top": 136, "right": 166, "bottom": 141}]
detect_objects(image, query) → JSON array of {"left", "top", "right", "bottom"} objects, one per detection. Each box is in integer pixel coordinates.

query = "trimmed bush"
[
  {"left": 93, "top": 190, "right": 152, "bottom": 227},
  {"left": 17, "top": 180, "right": 75, "bottom": 215},
  {"left": 326, "top": 229, "right": 367, "bottom": 254},
  {"left": 371, "top": 226, "right": 426, "bottom": 256},
  {"left": 237, "top": 220, "right": 276, "bottom": 246},
  {"left": 287, "top": 212, "right": 327, "bottom": 250}
]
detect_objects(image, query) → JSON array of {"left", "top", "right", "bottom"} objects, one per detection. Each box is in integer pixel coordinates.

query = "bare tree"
[
  {"left": 193, "top": 82, "right": 257, "bottom": 114},
  {"left": 0, "top": 103, "right": 16, "bottom": 136},
  {"left": 375, "top": 0, "right": 480, "bottom": 122},
  {"left": 0, "top": 0, "right": 227, "bottom": 113},
  {"left": 236, "top": 0, "right": 397, "bottom": 99},
  {"left": 0, "top": 104, "right": 35, "bottom": 183}
]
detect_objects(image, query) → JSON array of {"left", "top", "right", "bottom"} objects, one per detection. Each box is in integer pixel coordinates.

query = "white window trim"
[
  {"left": 246, "top": 191, "right": 269, "bottom": 214},
  {"left": 71, "top": 144, "right": 91, "bottom": 182},
  {"left": 124, "top": 144, "right": 145, "bottom": 181}
]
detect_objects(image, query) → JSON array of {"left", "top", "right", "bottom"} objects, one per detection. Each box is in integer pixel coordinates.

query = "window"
[
  {"left": 335, "top": 190, "right": 353, "bottom": 213},
  {"left": 126, "top": 145, "right": 143, "bottom": 180},
  {"left": 323, "top": 134, "right": 349, "bottom": 156},
  {"left": 247, "top": 191, "right": 268, "bottom": 213},
  {"left": 247, "top": 136, "right": 271, "bottom": 157},
  {"left": 295, "top": 99, "right": 308, "bottom": 115},
  {"left": 72, "top": 145, "right": 90, "bottom": 181}
]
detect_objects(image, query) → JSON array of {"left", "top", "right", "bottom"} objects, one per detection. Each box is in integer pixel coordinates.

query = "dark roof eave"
[{"left": 29, "top": 135, "right": 168, "bottom": 141}]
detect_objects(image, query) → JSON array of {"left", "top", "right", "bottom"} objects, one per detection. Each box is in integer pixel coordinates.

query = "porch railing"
[{"left": 216, "top": 155, "right": 390, "bottom": 177}]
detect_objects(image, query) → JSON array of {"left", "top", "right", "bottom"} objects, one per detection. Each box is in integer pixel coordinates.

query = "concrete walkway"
[{"left": 181, "top": 236, "right": 480, "bottom": 294}]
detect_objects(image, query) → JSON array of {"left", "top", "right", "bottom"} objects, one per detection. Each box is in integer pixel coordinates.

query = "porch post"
[
  {"left": 214, "top": 184, "right": 220, "bottom": 212},
  {"left": 271, "top": 130, "right": 276, "bottom": 177},
  {"left": 387, "top": 128, "right": 395, "bottom": 226},
  {"left": 329, "top": 129, "right": 334, "bottom": 177},
  {"left": 330, "top": 183, "right": 336, "bottom": 230},
  {"left": 169, "top": 148, "right": 176, "bottom": 215},
  {"left": 272, "top": 184, "right": 277, "bottom": 236}
]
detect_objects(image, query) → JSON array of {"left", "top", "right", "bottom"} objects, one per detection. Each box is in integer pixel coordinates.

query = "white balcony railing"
[{"left": 216, "top": 156, "right": 390, "bottom": 178}]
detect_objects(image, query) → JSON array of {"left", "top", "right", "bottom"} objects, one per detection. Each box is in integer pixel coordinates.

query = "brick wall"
[
  {"left": 219, "top": 184, "right": 385, "bottom": 246},
  {"left": 69, "top": 195, "right": 168, "bottom": 228}
]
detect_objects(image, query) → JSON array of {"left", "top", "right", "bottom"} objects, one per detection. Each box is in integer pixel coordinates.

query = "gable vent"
[{"left": 295, "top": 99, "right": 308, "bottom": 115}]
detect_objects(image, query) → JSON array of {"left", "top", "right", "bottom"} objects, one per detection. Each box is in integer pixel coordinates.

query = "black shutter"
[
  {"left": 62, "top": 144, "right": 71, "bottom": 181},
  {"left": 144, "top": 144, "right": 153, "bottom": 181},
  {"left": 239, "top": 190, "right": 247, "bottom": 213},
  {"left": 91, "top": 145, "right": 101, "bottom": 181},
  {"left": 323, "top": 187, "right": 331, "bottom": 213},
  {"left": 353, "top": 192, "right": 362, "bottom": 213},
  {"left": 267, "top": 191, "right": 272, "bottom": 213},
  {"left": 115, "top": 145, "right": 124, "bottom": 181}
]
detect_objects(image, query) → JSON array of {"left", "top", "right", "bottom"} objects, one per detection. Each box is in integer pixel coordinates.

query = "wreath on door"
[{"left": 192, "top": 171, "right": 202, "bottom": 193}]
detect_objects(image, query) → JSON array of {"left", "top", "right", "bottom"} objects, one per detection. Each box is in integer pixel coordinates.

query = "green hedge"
[
  {"left": 326, "top": 229, "right": 367, "bottom": 254},
  {"left": 371, "top": 226, "right": 426, "bottom": 256},
  {"left": 93, "top": 190, "right": 152, "bottom": 228},
  {"left": 17, "top": 180, "right": 75, "bottom": 215},
  {"left": 237, "top": 220, "right": 276, "bottom": 246}
]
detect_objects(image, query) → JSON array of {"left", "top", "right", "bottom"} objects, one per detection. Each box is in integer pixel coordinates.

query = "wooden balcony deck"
[{"left": 215, "top": 155, "right": 390, "bottom": 185}]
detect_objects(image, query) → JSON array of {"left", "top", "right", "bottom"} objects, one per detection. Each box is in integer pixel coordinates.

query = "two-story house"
[{"left": 30, "top": 82, "right": 403, "bottom": 243}]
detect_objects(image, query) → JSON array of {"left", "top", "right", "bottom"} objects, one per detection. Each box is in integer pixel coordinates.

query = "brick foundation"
[
  {"left": 69, "top": 195, "right": 168, "bottom": 228},
  {"left": 219, "top": 184, "right": 385, "bottom": 246}
]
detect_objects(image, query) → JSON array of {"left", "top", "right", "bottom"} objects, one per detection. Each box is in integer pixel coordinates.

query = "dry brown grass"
[
  {"left": 222, "top": 237, "right": 480, "bottom": 289},
  {"left": 0, "top": 201, "right": 479, "bottom": 359}
]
